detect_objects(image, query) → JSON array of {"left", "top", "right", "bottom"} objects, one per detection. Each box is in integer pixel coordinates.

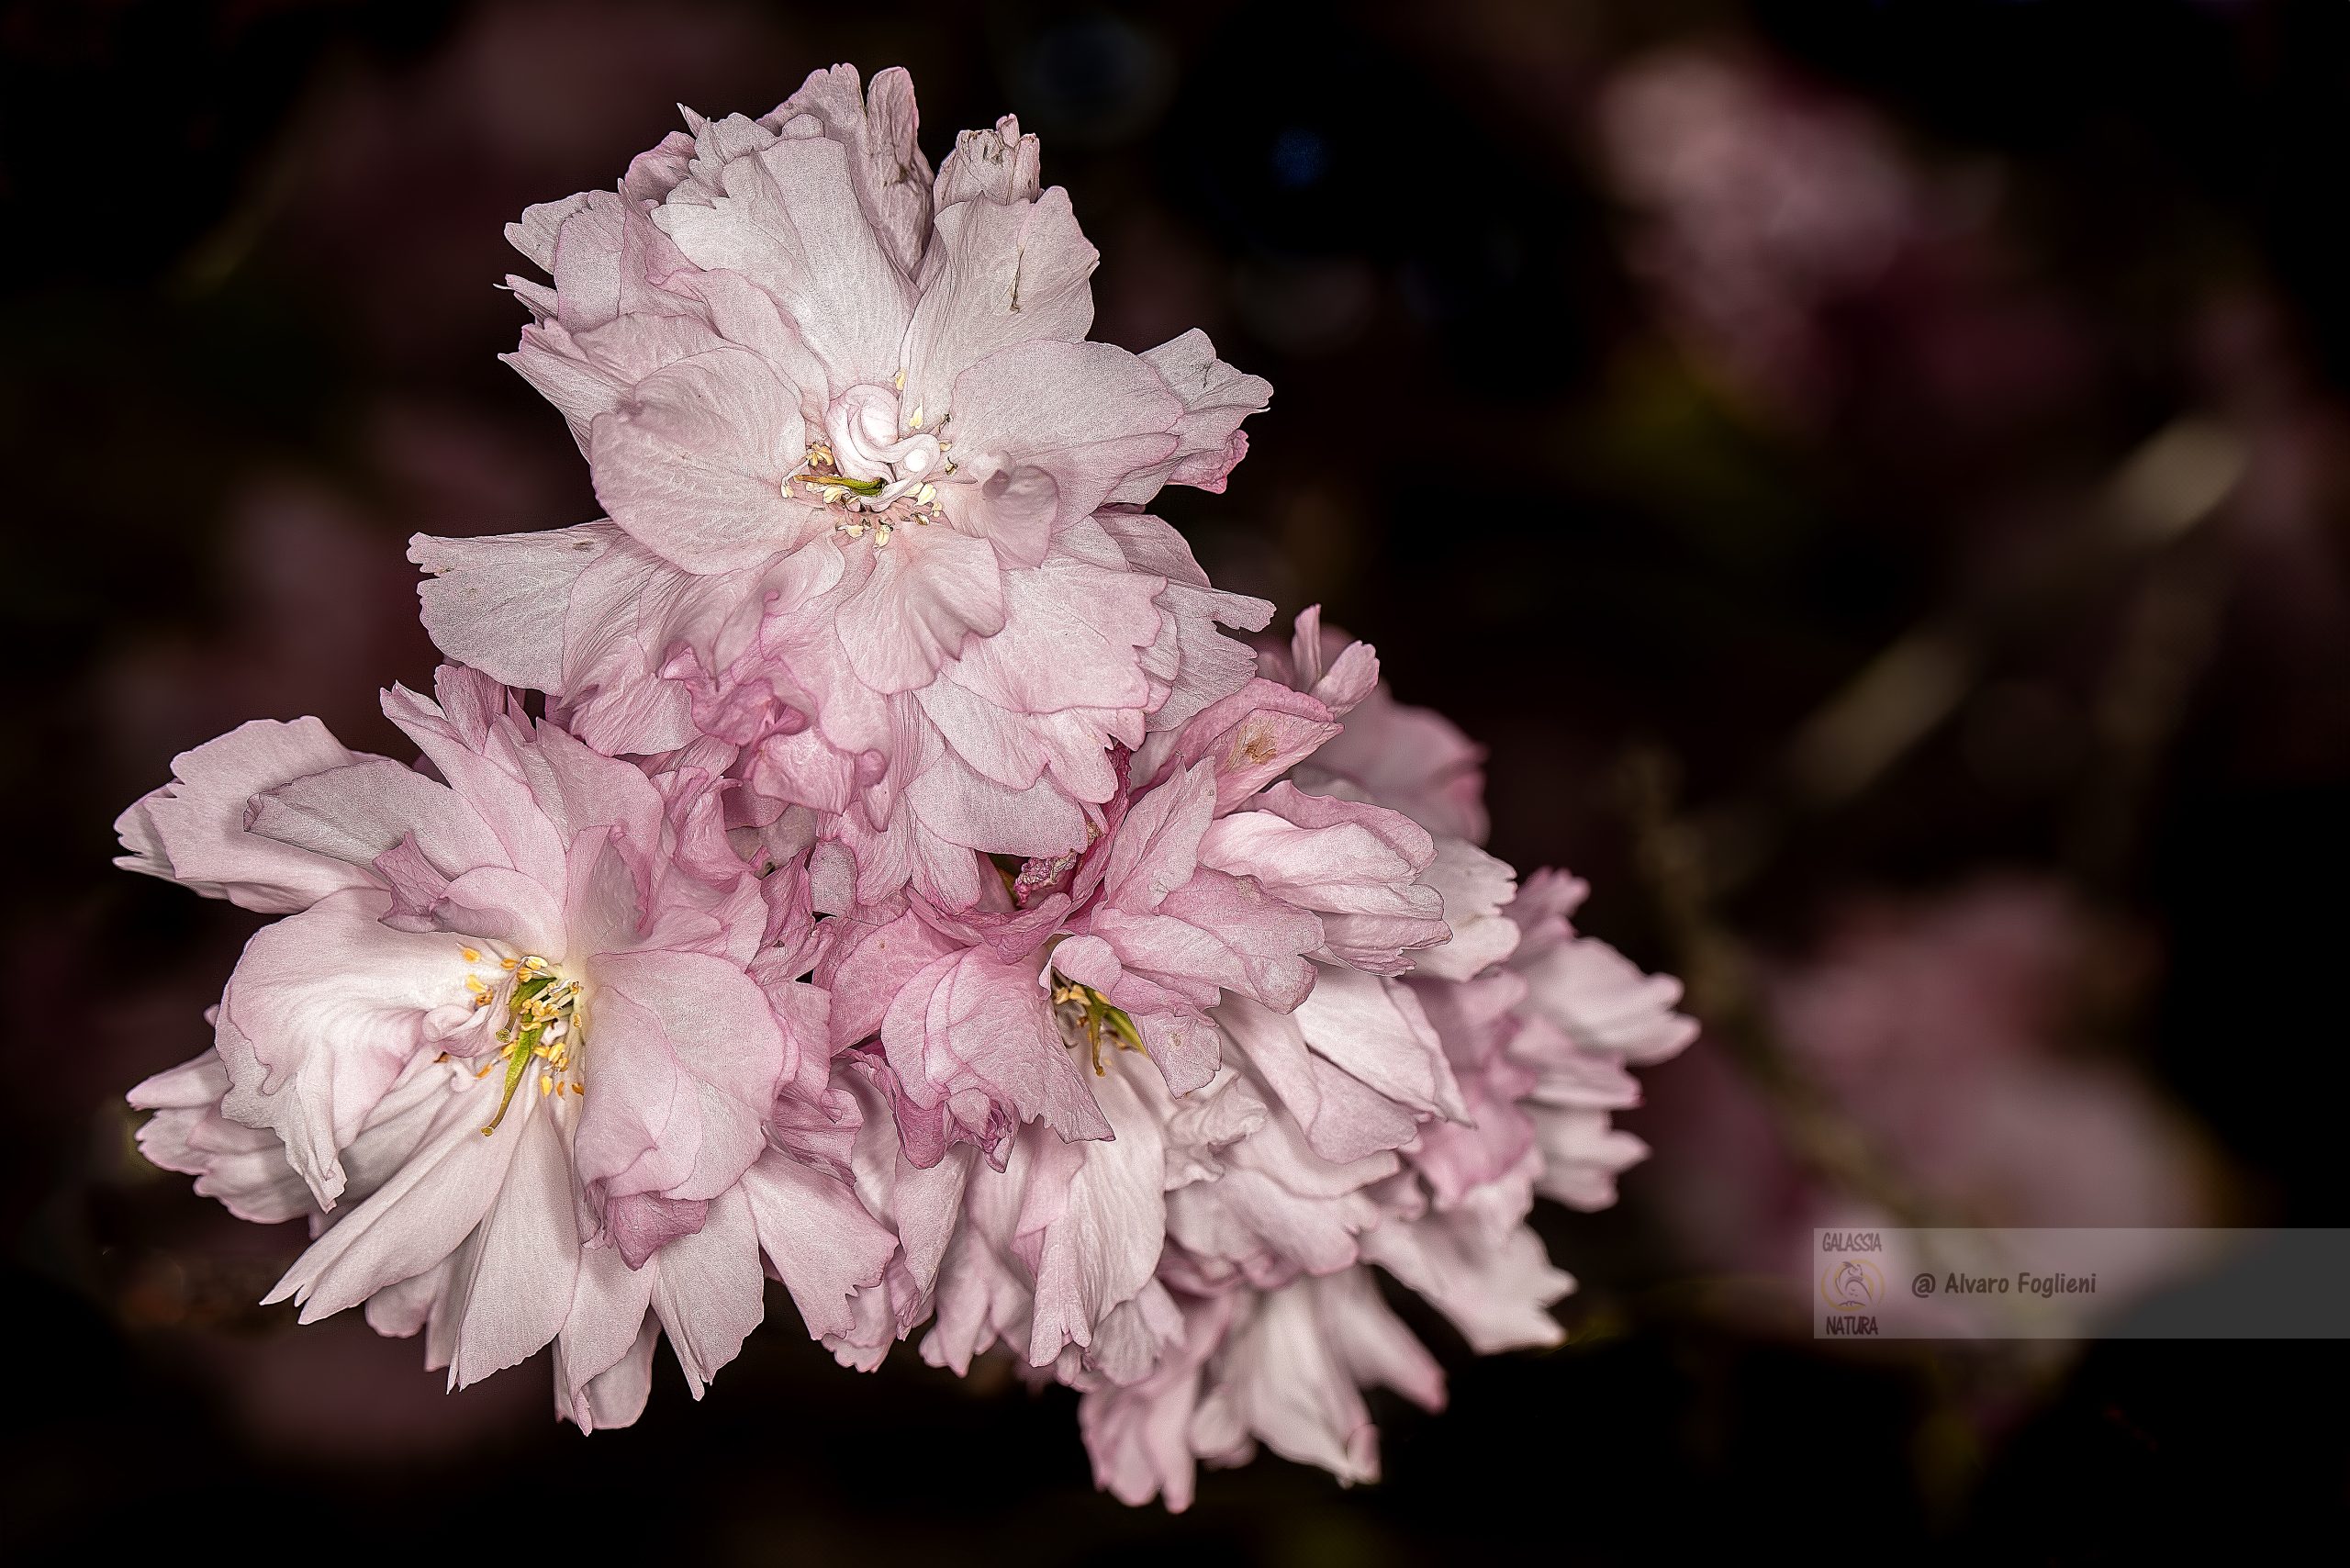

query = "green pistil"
[
  {"left": 1050, "top": 976, "right": 1145, "bottom": 1075},
  {"left": 478, "top": 970, "right": 578, "bottom": 1136}
]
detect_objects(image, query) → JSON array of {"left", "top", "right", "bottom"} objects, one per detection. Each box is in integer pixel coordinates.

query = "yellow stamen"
[{"left": 472, "top": 958, "right": 587, "bottom": 1135}]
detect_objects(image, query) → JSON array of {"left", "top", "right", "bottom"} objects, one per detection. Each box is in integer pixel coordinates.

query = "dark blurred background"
[{"left": 5, "top": 0, "right": 2347, "bottom": 1559}]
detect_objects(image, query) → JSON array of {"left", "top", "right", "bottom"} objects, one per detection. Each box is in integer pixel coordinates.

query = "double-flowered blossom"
[
  {"left": 767, "top": 614, "right": 1695, "bottom": 1506},
  {"left": 118, "top": 61, "right": 1697, "bottom": 1506},
  {"left": 120, "top": 666, "right": 894, "bottom": 1428},
  {"left": 799, "top": 644, "right": 1449, "bottom": 1369},
  {"left": 1059, "top": 622, "right": 1694, "bottom": 1506},
  {"left": 412, "top": 65, "right": 1272, "bottom": 909}
]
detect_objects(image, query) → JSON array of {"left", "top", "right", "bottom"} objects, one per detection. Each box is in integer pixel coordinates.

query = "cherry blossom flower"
[
  {"left": 413, "top": 65, "right": 1271, "bottom": 909},
  {"left": 1650, "top": 878, "right": 2213, "bottom": 1283},
  {"left": 1067, "top": 829, "right": 1695, "bottom": 1507},
  {"left": 119, "top": 665, "right": 891, "bottom": 1426},
  {"left": 781, "top": 618, "right": 1695, "bottom": 1504},
  {"left": 786, "top": 644, "right": 1449, "bottom": 1371}
]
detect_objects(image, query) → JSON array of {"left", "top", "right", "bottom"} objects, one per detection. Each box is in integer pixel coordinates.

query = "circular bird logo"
[{"left": 1820, "top": 1258, "right": 1886, "bottom": 1310}]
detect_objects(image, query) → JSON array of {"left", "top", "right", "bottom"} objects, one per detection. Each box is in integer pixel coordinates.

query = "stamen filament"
[
  {"left": 473, "top": 958, "right": 586, "bottom": 1135},
  {"left": 1048, "top": 975, "right": 1147, "bottom": 1076}
]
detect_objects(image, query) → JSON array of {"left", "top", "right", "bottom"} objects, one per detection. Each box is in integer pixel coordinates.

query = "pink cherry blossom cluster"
[{"left": 118, "top": 65, "right": 1695, "bottom": 1505}]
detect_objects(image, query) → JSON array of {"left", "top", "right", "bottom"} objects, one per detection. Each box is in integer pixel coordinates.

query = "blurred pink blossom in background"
[{"left": 1651, "top": 878, "right": 2221, "bottom": 1288}]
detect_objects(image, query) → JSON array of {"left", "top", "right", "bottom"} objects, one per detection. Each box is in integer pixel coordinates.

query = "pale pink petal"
[
  {"left": 901, "top": 186, "right": 1096, "bottom": 421},
  {"left": 216, "top": 890, "right": 488, "bottom": 1207},
  {"left": 559, "top": 1314, "right": 659, "bottom": 1433},
  {"left": 129, "top": 1050, "right": 313, "bottom": 1225},
  {"left": 654, "top": 129, "right": 915, "bottom": 387},
  {"left": 1216, "top": 994, "right": 1421, "bottom": 1165},
  {"left": 921, "top": 1158, "right": 1036, "bottom": 1373},
  {"left": 1301, "top": 685, "right": 1490, "bottom": 844},
  {"left": 741, "top": 1145, "right": 897, "bottom": 1340},
  {"left": 1407, "top": 839, "right": 1522, "bottom": 982},
  {"left": 245, "top": 758, "right": 505, "bottom": 884},
  {"left": 830, "top": 527, "right": 1009, "bottom": 693},
  {"left": 556, "top": 1237, "right": 658, "bottom": 1421},
  {"left": 1110, "top": 329, "right": 1272, "bottom": 503},
  {"left": 1517, "top": 933, "right": 1701, "bottom": 1065},
  {"left": 649, "top": 1182, "right": 766, "bottom": 1395},
  {"left": 1099, "top": 871, "right": 1326, "bottom": 1014},
  {"left": 1094, "top": 759, "right": 1214, "bottom": 913},
  {"left": 1529, "top": 1106, "right": 1652, "bottom": 1210},
  {"left": 899, "top": 746, "right": 1092, "bottom": 861},
  {"left": 363, "top": 1259, "right": 452, "bottom": 1342},
  {"left": 1360, "top": 1214, "right": 1571, "bottom": 1353},
  {"left": 116, "top": 718, "right": 374, "bottom": 913},
  {"left": 588, "top": 347, "right": 817, "bottom": 573},
  {"left": 1094, "top": 511, "right": 1272, "bottom": 734},
  {"left": 816, "top": 908, "right": 960, "bottom": 1051},
  {"left": 1023, "top": 1058, "right": 1168, "bottom": 1366},
  {"left": 941, "top": 341, "right": 1182, "bottom": 565},
  {"left": 1139, "top": 679, "right": 1340, "bottom": 813},
  {"left": 880, "top": 946, "right": 1111, "bottom": 1148},
  {"left": 410, "top": 524, "right": 615, "bottom": 695},
  {"left": 264, "top": 1076, "right": 522, "bottom": 1320},
  {"left": 1289, "top": 966, "right": 1468, "bottom": 1125},
  {"left": 573, "top": 950, "right": 787, "bottom": 1237},
  {"left": 380, "top": 676, "right": 569, "bottom": 895},
  {"left": 444, "top": 1098, "right": 581, "bottom": 1388},
  {"left": 768, "top": 65, "right": 934, "bottom": 275},
  {"left": 941, "top": 554, "right": 1162, "bottom": 723},
  {"left": 932, "top": 115, "right": 1042, "bottom": 209},
  {"left": 1196, "top": 1271, "right": 1441, "bottom": 1486},
  {"left": 1164, "top": 1103, "right": 1395, "bottom": 1282},
  {"left": 1078, "top": 1292, "right": 1236, "bottom": 1511}
]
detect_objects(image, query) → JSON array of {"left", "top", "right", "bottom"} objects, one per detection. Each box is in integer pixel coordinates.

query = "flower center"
[
  {"left": 789, "top": 377, "right": 953, "bottom": 547},
  {"left": 1048, "top": 974, "right": 1145, "bottom": 1077},
  {"left": 462, "top": 951, "right": 587, "bottom": 1135}
]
